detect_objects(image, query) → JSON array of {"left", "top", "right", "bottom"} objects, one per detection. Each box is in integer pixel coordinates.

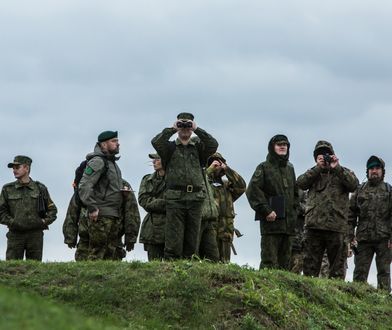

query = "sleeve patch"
[
  {"left": 254, "top": 169, "right": 262, "bottom": 177},
  {"left": 85, "top": 166, "right": 94, "bottom": 175}
]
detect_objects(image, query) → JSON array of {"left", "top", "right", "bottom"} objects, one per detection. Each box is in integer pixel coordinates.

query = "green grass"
[{"left": 0, "top": 260, "right": 390, "bottom": 329}]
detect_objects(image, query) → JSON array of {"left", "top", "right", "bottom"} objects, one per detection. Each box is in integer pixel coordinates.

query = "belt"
[{"left": 168, "top": 184, "right": 202, "bottom": 193}]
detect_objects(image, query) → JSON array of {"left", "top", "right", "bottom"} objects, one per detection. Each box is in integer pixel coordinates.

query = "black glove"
[{"left": 125, "top": 242, "right": 134, "bottom": 252}]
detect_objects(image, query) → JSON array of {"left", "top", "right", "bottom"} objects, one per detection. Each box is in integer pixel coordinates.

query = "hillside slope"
[{"left": 0, "top": 260, "right": 390, "bottom": 329}]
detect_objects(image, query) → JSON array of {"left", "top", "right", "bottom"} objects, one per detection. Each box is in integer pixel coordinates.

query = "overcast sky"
[{"left": 1, "top": 0, "right": 392, "bottom": 285}]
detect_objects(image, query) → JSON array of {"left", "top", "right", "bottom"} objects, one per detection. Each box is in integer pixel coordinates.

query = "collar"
[
  {"left": 175, "top": 137, "right": 196, "bottom": 146},
  {"left": 15, "top": 178, "right": 34, "bottom": 190}
]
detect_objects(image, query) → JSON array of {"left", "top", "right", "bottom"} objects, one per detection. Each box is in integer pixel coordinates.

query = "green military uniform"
[
  {"left": 64, "top": 177, "right": 139, "bottom": 261},
  {"left": 138, "top": 161, "right": 166, "bottom": 261},
  {"left": 289, "top": 189, "right": 306, "bottom": 274},
  {"left": 205, "top": 152, "right": 246, "bottom": 263},
  {"left": 349, "top": 156, "right": 392, "bottom": 291},
  {"left": 151, "top": 113, "right": 218, "bottom": 259},
  {"left": 246, "top": 135, "right": 299, "bottom": 270},
  {"left": 297, "top": 140, "right": 358, "bottom": 279},
  {"left": 79, "top": 132, "right": 124, "bottom": 260},
  {"left": 0, "top": 156, "right": 57, "bottom": 261}
]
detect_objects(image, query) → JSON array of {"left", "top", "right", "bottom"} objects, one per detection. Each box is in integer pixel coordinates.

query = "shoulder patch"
[
  {"left": 254, "top": 169, "right": 262, "bottom": 178},
  {"left": 85, "top": 166, "right": 94, "bottom": 175}
]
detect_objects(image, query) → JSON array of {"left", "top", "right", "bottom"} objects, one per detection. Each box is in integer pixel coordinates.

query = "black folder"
[{"left": 255, "top": 195, "right": 286, "bottom": 220}]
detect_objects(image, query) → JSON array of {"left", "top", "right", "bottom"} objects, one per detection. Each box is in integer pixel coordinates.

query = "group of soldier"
[{"left": 0, "top": 112, "right": 390, "bottom": 292}]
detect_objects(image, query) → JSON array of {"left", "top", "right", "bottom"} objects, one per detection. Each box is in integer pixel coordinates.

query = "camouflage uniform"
[
  {"left": 349, "top": 156, "right": 392, "bottom": 292},
  {"left": 0, "top": 156, "right": 57, "bottom": 261},
  {"left": 151, "top": 115, "right": 218, "bottom": 259},
  {"left": 205, "top": 152, "right": 246, "bottom": 263},
  {"left": 297, "top": 140, "right": 358, "bottom": 279},
  {"left": 78, "top": 141, "right": 124, "bottom": 260},
  {"left": 138, "top": 170, "right": 166, "bottom": 261},
  {"left": 246, "top": 135, "right": 299, "bottom": 270},
  {"left": 63, "top": 179, "right": 139, "bottom": 261},
  {"left": 289, "top": 189, "right": 307, "bottom": 274}
]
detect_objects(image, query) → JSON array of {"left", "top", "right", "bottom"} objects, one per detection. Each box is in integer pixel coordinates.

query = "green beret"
[
  {"left": 98, "top": 131, "right": 118, "bottom": 142},
  {"left": 8, "top": 155, "right": 32, "bottom": 168},
  {"left": 367, "top": 155, "right": 384, "bottom": 169},
  {"left": 148, "top": 153, "right": 160, "bottom": 160},
  {"left": 177, "top": 112, "right": 194, "bottom": 120}
]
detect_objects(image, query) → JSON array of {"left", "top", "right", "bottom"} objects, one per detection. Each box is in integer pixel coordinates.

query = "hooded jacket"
[
  {"left": 297, "top": 140, "right": 359, "bottom": 233},
  {"left": 246, "top": 135, "right": 299, "bottom": 235},
  {"left": 78, "top": 144, "right": 123, "bottom": 217}
]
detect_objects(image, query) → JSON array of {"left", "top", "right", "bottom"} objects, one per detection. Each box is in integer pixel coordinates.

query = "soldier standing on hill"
[
  {"left": 349, "top": 155, "right": 392, "bottom": 292},
  {"left": 138, "top": 153, "right": 167, "bottom": 261},
  {"left": 152, "top": 112, "right": 218, "bottom": 259},
  {"left": 246, "top": 135, "right": 299, "bottom": 270},
  {"left": 0, "top": 155, "right": 57, "bottom": 261},
  {"left": 297, "top": 140, "right": 358, "bottom": 279},
  {"left": 205, "top": 152, "right": 246, "bottom": 263}
]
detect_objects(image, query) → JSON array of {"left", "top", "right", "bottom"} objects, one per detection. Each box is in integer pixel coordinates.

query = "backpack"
[{"left": 73, "top": 156, "right": 109, "bottom": 207}]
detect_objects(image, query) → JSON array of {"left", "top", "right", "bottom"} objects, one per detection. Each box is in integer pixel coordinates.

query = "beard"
[{"left": 368, "top": 175, "right": 382, "bottom": 185}]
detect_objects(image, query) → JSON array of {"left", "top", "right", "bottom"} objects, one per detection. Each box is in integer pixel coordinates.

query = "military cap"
[
  {"left": 313, "top": 140, "right": 334, "bottom": 161},
  {"left": 177, "top": 112, "right": 194, "bottom": 121},
  {"left": 366, "top": 155, "right": 385, "bottom": 170},
  {"left": 98, "top": 130, "right": 118, "bottom": 142},
  {"left": 148, "top": 153, "right": 161, "bottom": 159},
  {"left": 7, "top": 155, "right": 32, "bottom": 168},
  {"left": 207, "top": 152, "right": 226, "bottom": 166}
]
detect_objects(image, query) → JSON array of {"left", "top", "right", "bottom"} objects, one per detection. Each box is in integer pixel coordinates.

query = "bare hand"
[
  {"left": 192, "top": 121, "right": 197, "bottom": 131},
  {"left": 330, "top": 155, "right": 339, "bottom": 169},
  {"left": 173, "top": 121, "right": 180, "bottom": 131},
  {"left": 388, "top": 240, "right": 392, "bottom": 249},
  {"left": 266, "top": 211, "right": 277, "bottom": 222},
  {"left": 89, "top": 209, "right": 99, "bottom": 222}
]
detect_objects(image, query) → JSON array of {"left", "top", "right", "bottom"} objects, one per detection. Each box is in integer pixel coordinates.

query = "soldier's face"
[
  {"left": 152, "top": 158, "right": 162, "bottom": 171},
  {"left": 368, "top": 166, "right": 382, "bottom": 179},
  {"left": 12, "top": 164, "right": 29, "bottom": 179},
  {"left": 102, "top": 138, "right": 120, "bottom": 154},
  {"left": 274, "top": 142, "right": 288, "bottom": 156},
  {"left": 316, "top": 155, "right": 328, "bottom": 168},
  {"left": 178, "top": 128, "right": 192, "bottom": 140}
]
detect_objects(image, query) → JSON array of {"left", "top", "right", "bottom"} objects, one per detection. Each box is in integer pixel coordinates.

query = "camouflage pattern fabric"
[
  {"left": 349, "top": 179, "right": 392, "bottom": 291},
  {"left": 6, "top": 230, "right": 44, "bottom": 260},
  {"left": 303, "top": 229, "right": 345, "bottom": 279},
  {"left": 75, "top": 213, "right": 89, "bottom": 261},
  {"left": 198, "top": 219, "right": 219, "bottom": 262},
  {"left": 62, "top": 194, "right": 80, "bottom": 248},
  {"left": 88, "top": 216, "right": 122, "bottom": 260},
  {"left": 138, "top": 171, "right": 166, "bottom": 260},
  {"left": 353, "top": 240, "right": 391, "bottom": 292},
  {"left": 260, "top": 234, "right": 293, "bottom": 270},
  {"left": 246, "top": 135, "right": 299, "bottom": 270},
  {"left": 289, "top": 250, "right": 304, "bottom": 274},
  {"left": 206, "top": 165, "right": 246, "bottom": 262},
  {"left": 0, "top": 179, "right": 57, "bottom": 261},
  {"left": 151, "top": 126, "right": 218, "bottom": 259}
]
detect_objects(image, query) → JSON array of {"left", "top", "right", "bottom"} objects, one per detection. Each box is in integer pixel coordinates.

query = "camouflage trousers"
[
  {"left": 75, "top": 215, "right": 89, "bottom": 261},
  {"left": 259, "top": 234, "right": 293, "bottom": 270},
  {"left": 144, "top": 243, "right": 165, "bottom": 261},
  {"left": 164, "top": 200, "right": 203, "bottom": 260},
  {"left": 88, "top": 216, "right": 121, "bottom": 260},
  {"left": 303, "top": 229, "right": 345, "bottom": 279},
  {"left": 198, "top": 220, "right": 219, "bottom": 262},
  {"left": 289, "top": 250, "right": 304, "bottom": 274},
  {"left": 6, "top": 230, "right": 44, "bottom": 261},
  {"left": 353, "top": 239, "right": 391, "bottom": 292},
  {"left": 217, "top": 216, "right": 234, "bottom": 263},
  {"left": 319, "top": 248, "right": 349, "bottom": 279}
]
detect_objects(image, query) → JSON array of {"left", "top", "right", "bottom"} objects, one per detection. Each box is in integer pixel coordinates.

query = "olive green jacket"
[
  {"left": 246, "top": 154, "right": 299, "bottom": 235},
  {"left": 151, "top": 127, "right": 218, "bottom": 202},
  {"left": 138, "top": 172, "right": 166, "bottom": 244},
  {"left": 79, "top": 144, "right": 123, "bottom": 217},
  {"left": 0, "top": 179, "right": 57, "bottom": 232}
]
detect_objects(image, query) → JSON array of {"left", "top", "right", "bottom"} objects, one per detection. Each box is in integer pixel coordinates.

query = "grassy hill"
[{"left": 0, "top": 260, "right": 390, "bottom": 329}]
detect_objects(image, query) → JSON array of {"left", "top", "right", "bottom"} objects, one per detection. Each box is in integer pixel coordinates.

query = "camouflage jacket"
[
  {"left": 348, "top": 180, "right": 392, "bottom": 242},
  {"left": 297, "top": 165, "right": 358, "bottom": 233},
  {"left": 62, "top": 194, "right": 80, "bottom": 246},
  {"left": 206, "top": 166, "right": 246, "bottom": 219},
  {"left": 151, "top": 127, "right": 218, "bottom": 201},
  {"left": 292, "top": 189, "right": 307, "bottom": 251},
  {"left": 246, "top": 153, "right": 299, "bottom": 235},
  {"left": 0, "top": 179, "right": 57, "bottom": 232},
  {"left": 119, "top": 181, "right": 141, "bottom": 245},
  {"left": 79, "top": 144, "right": 123, "bottom": 217},
  {"left": 138, "top": 172, "right": 166, "bottom": 244},
  {"left": 63, "top": 179, "right": 140, "bottom": 246}
]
